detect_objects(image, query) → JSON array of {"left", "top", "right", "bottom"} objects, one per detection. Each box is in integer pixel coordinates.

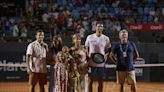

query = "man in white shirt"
[
  {"left": 26, "top": 30, "right": 48, "bottom": 92},
  {"left": 85, "top": 22, "right": 111, "bottom": 92}
]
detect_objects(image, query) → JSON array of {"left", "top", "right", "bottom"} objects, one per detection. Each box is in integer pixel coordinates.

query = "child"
[
  {"left": 53, "top": 52, "right": 68, "bottom": 92},
  {"left": 68, "top": 62, "right": 80, "bottom": 92}
]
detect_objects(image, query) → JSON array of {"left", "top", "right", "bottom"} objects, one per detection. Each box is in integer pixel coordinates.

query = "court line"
[
  {"left": 1, "top": 63, "right": 164, "bottom": 68},
  {"left": 105, "top": 63, "right": 164, "bottom": 68}
]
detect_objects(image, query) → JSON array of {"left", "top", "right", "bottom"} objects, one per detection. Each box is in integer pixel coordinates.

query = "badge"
[{"left": 123, "top": 52, "right": 127, "bottom": 57}]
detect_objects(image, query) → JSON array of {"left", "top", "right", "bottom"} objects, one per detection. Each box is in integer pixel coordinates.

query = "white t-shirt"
[
  {"left": 85, "top": 33, "right": 110, "bottom": 67},
  {"left": 26, "top": 41, "right": 47, "bottom": 73},
  {"left": 42, "top": 13, "right": 49, "bottom": 23}
]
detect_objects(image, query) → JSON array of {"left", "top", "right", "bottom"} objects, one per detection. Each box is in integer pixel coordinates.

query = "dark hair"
[
  {"left": 36, "top": 29, "right": 44, "bottom": 35},
  {"left": 96, "top": 21, "right": 103, "bottom": 26}
]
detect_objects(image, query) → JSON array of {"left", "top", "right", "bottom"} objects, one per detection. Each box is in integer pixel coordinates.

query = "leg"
[
  {"left": 38, "top": 73, "right": 47, "bottom": 92},
  {"left": 88, "top": 66, "right": 95, "bottom": 92},
  {"left": 79, "top": 75, "right": 84, "bottom": 92},
  {"left": 97, "top": 67, "right": 106, "bottom": 92},
  {"left": 131, "top": 84, "right": 136, "bottom": 92},
  {"left": 29, "top": 73, "right": 37, "bottom": 92},
  {"left": 127, "top": 71, "right": 137, "bottom": 92},
  {"left": 84, "top": 74, "right": 89, "bottom": 92},
  {"left": 78, "top": 80, "right": 82, "bottom": 92},
  {"left": 120, "top": 83, "right": 124, "bottom": 92},
  {"left": 29, "top": 84, "right": 35, "bottom": 92},
  {"left": 39, "top": 84, "right": 45, "bottom": 92},
  {"left": 80, "top": 78, "right": 84, "bottom": 92},
  {"left": 80, "top": 74, "right": 89, "bottom": 92},
  {"left": 98, "top": 80, "right": 103, "bottom": 92},
  {"left": 88, "top": 78, "right": 93, "bottom": 92},
  {"left": 117, "top": 71, "right": 126, "bottom": 92}
]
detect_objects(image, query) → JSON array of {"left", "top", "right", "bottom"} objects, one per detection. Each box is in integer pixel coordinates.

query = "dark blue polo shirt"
[{"left": 112, "top": 41, "right": 138, "bottom": 71}]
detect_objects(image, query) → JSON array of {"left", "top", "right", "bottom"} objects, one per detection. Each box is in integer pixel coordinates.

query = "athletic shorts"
[
  {"left": 116, "top": 71, "right": 136, "bottom": 85},
  {"left": 88, "top": 66, "right": 106, "bottom": 80},
  {"left": 29, "top": 73, "right": 47, "bottom": 85}
]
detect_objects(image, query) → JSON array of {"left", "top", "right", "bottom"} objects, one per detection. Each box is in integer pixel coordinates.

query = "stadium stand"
[{"left": 0, "top": 0, "right": 164, "bottom": 43}]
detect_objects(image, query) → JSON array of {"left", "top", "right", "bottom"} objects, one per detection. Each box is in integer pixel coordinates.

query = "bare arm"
[
  {"left": 131, "top": 42, "right": 139, "bottom": 60},
  {"left": 26, "top": 54, "right": 33, "bottom": 73},
  {"left": 46, "top": 51, "right": 56, "bottom": 65},
  {"left": 134, "top": 51, "right": 139, "bottom": 60},
  {"left": 109, "top": 52, "right": 117, "bottom": 64},
  {"left": 84, "top": 46, "right": 90, "bottom": 61}
]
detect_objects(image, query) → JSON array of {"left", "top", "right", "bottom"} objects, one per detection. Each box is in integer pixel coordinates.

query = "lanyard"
[
  {"left": 119, "top": 42, "right": 128, "bottom": 52},
  {"left": 119, "top": 42, "right": 128, "bottom": 58}
]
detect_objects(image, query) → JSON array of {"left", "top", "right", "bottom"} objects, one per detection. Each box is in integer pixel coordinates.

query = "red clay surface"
[{"left": 0, "top": 81, "right": 164, "bottom": 92}]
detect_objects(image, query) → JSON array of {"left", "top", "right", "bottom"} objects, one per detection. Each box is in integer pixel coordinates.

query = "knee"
[
  {"left": 131, "top": 84, "right": 136, "bottom": 88},
  {"left": 39, "top": 84, "right": 44, "bottom": 88},
  {"left": 120, "top": 84, "right": 124, "bottom": 87},
  {"left": 30, "top": 84, "right": 35, "bottom": 88}
]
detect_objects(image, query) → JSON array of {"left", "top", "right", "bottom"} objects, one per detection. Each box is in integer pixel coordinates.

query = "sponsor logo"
[
  {"left": 130, "top": 25, "right": 142, "bottom": 30},
  {"left": 150, "top": 25, "right": 163, "bottom": 30},
  {"left": 135, "top": 58, "right": 145, "bottom": 76},
  {"left": 0, "top": 60, "right": 27, "bottom": 72}
]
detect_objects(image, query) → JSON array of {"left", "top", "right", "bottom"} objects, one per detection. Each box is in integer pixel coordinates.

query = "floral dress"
[{"left": 53, "top": 62, "right": 68, "bottom": 92}]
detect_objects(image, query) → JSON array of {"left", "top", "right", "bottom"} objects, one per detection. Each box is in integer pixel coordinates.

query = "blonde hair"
[
  {"left": 62, "top": 45, "right": 69, "bottom": 53},
  {"left": 72, "top": 34, "right": 80, "bottom": 40},
  {"left": 72, "top": 34, "right": 81, "bottom": 43},
  {"left": 56, "top": 51, "right": 64, "bottom": 62}
]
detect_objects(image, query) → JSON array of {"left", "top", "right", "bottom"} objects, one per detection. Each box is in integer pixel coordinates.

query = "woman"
[
  {"left": 48, "top": 36, "right": 62, "bottom": 63},
  {"left": 70, "top": 34, "right": 88, "bottom": 92},
  {"left": 48, "top": 36, "right": 62, "bottom": 92}
]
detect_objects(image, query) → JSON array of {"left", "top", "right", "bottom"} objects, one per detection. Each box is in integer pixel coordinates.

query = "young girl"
[{"left": 52, "top": 52, "right": 68, "bottom": 92}]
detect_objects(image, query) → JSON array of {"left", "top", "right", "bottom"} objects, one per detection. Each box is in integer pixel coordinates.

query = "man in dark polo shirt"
[{"left": 110, "top": 29, "right": 139, "bottom": 92}]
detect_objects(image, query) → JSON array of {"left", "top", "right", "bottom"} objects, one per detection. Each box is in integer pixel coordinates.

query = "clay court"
[{"left": 0, "top": 81, "right": 164, "bottom": 92}]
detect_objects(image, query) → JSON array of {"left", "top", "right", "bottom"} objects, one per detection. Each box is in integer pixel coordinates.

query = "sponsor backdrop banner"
[
  {"left": 0, "top": 43, "right": 28, "bottom": 81},
  {"left": 0, "top": 52, "right": 28, "bottom": 81},
  {"left": 128, "top": 23, "right": 164, "bottom": 31},
  {"left": 0, "top": 43, "right": 164, "bottom": 82}
]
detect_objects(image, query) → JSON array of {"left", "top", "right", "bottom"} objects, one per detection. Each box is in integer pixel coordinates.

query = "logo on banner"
[
  {"left": 135, "top": 58, "right": 145, "bottom": 76},
  {"left": 0, "top": 60, "right": 27, "bottom": 72}
]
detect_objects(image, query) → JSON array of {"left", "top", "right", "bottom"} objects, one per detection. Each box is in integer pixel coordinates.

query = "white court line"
[
  {"left": 105, "top": 63, "right": 164, "bottom": 68},
  {"left": 0, "top": 64, "right": 50, "bottom": 68},
  {"left": 0, "top": 63, "right": 164, "bottom": 68}
]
